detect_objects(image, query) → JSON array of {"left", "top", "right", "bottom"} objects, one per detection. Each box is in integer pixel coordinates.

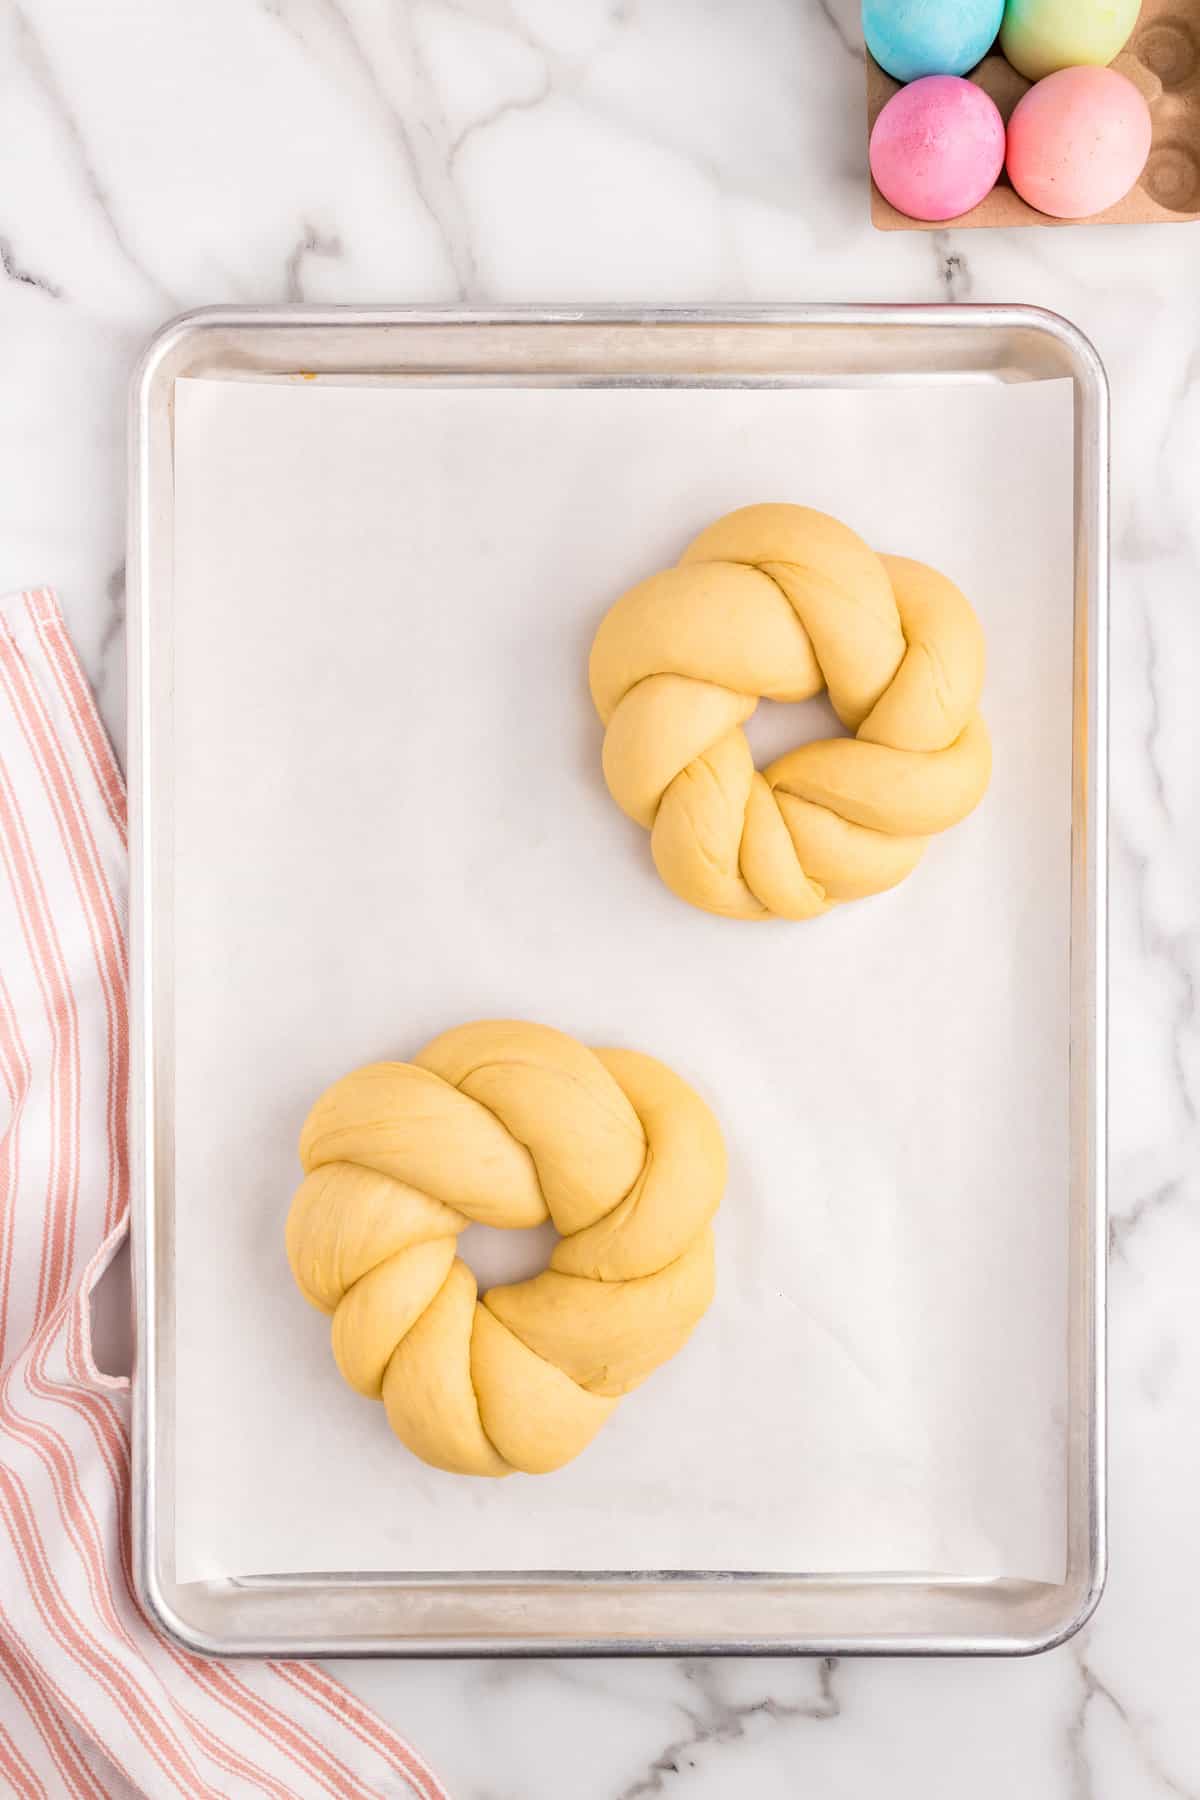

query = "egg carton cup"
[{"left": 867, "top": 0, "right": 1200, "bottom": 228}]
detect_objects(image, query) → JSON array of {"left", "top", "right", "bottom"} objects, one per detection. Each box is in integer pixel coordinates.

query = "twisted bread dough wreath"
[
  {"left": 589, "top": 503, "right": 992, "bottom": 920},
  {"left": 286, "top": 1020, "right": 725, "bottom": 1477}
]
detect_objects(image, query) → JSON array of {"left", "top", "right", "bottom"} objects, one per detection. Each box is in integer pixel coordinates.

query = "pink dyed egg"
[
  {"left": 870, "top": 76, "right": 1006, "bottom": 222},
  {"left": 1006, "top": 65, "right": 1152, "bottom": 218}
]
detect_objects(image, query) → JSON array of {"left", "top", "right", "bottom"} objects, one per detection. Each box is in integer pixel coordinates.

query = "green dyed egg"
[{"left": 1000, "top": 0, "right": 1141, "bottom": 80}]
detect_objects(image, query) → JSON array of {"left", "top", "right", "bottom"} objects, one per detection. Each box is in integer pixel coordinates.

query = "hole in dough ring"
[
  {"left": 589, "top": 503, "right": 992, "bottom": 920},
  {"left": 286, "top": 1019, "right": 726, "bottom": 1477}
]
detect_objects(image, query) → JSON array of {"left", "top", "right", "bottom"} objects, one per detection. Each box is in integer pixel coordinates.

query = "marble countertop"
[{"left": 4, "top": 1, "right": 1197, "bottom": 1794}]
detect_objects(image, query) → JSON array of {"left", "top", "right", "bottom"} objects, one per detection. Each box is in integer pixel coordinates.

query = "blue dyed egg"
[{"left": 863, "top": 0, "right": 1005, "bottom": 82}]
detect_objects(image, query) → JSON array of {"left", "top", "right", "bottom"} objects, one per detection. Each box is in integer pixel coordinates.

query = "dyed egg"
[
  {"left": 870, "top": 76, "right": 1006, "bottom": 221},
  {"left": 1006, "top": 66, "right": 1152, "bottom": 218},
  {"left": 1000, "top": 0, "right": 1141, "bottom": 82},
  {"left": 864, "top": 0, "right": 1005, "bottom": 81}
]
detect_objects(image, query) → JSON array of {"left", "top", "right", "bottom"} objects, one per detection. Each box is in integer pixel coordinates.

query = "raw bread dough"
[
  {"left": 589, "top": 503, "right": 992, "bottom": 919},
  {"left": 286, "top": 1020, "right": 725, "bottom": 1477}
]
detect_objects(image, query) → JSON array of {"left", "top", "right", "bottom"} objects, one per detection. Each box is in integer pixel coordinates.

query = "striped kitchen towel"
[{"left": 0, "top": 588, "right": 448, "bottom": 1800}]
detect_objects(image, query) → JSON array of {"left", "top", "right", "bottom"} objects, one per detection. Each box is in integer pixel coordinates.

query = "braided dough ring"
[
  {"left": 285, "top": 1020, "right": 725, "bottom": 1478},
  {"left": 589, "top": 503, "right": 992, "bottom": 920}
]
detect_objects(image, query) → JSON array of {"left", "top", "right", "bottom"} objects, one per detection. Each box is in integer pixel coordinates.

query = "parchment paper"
[{"left": 170, "top": 373, "right": 1073, "bottom": 1582}]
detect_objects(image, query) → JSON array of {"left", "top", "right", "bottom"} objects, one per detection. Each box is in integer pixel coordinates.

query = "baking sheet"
[{"left": 170, "top": 373, "right": 1073, "bottom": 1584}]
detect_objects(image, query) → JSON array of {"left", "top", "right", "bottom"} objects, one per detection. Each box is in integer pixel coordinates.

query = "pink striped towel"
[{"left": 0, "top": 589, "right": 448, "bottom": 1800}]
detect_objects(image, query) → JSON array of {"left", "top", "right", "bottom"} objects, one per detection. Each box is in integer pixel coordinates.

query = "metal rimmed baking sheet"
[{"left": 129, "top": 305, "right": 1107, "bottom": 1657}]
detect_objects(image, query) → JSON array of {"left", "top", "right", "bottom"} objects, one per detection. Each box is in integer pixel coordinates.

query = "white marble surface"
[{"left": 3, "top": 0, "right": 1197, "bottom": 1794}]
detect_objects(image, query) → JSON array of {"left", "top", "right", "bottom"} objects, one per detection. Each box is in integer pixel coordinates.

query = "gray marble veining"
[{"left": 4, "top": 0, "right": 1198, "bottom": 1794}]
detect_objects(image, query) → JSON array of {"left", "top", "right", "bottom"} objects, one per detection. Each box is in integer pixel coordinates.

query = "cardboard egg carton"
[{"left": 867, "top": 0, "right": 1200, "bottom": 228}]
